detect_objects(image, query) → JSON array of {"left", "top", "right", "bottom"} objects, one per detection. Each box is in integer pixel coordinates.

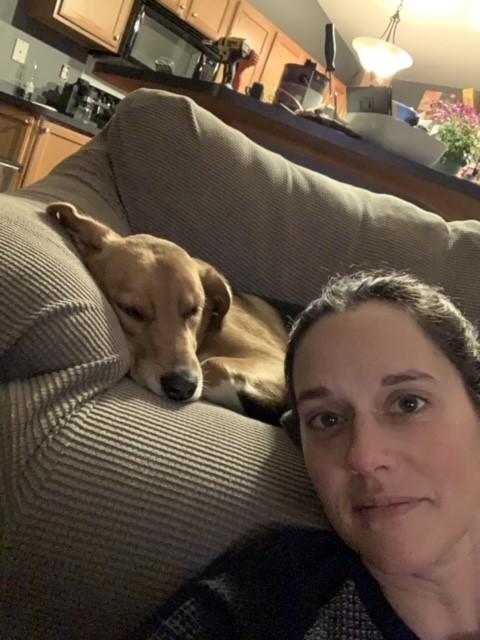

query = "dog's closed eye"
[
  {"left": 182, "top": 305, "right": 200, "bottom": 320},
  {"left": 117, "top": 302, "right": 145, "bottom": 322}
]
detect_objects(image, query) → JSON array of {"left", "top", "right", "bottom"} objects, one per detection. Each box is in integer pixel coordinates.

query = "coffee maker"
[{"left": 51, "top": 78, "right": 120, "bottom": 127}]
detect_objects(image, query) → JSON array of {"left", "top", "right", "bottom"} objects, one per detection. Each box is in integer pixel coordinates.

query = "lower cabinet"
[
  {"left": 0, "top": 102, "right": 36, "bottom": 191},
  {"left": 22, "top": 118, "right": 91, "bottom": 187},
  {"left": 0, "top": 102, "right": 92, "bottom": 193}
]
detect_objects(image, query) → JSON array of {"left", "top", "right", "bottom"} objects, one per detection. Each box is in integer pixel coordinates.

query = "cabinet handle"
[
  {"left": 0, "top": 159, "right": 21, "bottom": 171},
  {"left": 179, "top": 3, "right": 186, "bottom": 8},
  {"left": 40, "top": 126, "right": 51, "bottom": 134},
  {"left": 24, "top": 118, "right": 32, "bottom": 125},
  {"left": 113, "top": 34, "right": 120, "bottom": 41},
  {"left": 192, "top": 12, "right": 198, "bottom": 17}
]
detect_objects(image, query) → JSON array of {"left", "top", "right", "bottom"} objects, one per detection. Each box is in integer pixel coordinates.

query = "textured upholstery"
[{"left": 2, "top": 88, "right": 480, "bottom": 639}]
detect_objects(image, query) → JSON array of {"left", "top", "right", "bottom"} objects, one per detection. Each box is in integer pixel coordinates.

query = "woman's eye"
[
  {"left": 118, "top": 303, "right": 144, "bottom": 322},
  {"left": 308, "top": 411, "right": 341, "bottom": 431},
  {"left": 392, "top": 394, "right": 427, "bottom": 415}
]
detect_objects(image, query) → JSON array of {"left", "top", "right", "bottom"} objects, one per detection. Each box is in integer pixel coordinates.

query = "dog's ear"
[
  {"left": 46, "top": 201, "right": 118, "bottom": 256},
  {"left": 195, "top": 259, "right": 232, "bottom": 329}
]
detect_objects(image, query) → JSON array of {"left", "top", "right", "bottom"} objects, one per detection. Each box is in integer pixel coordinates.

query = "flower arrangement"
[{"left": 430, "top": 100, "right": 480, "bottom": 166}]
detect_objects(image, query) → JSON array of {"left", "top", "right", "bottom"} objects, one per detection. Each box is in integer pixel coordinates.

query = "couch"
[{"left": 2, "top": 88, "right": 480, "bottom": 640}]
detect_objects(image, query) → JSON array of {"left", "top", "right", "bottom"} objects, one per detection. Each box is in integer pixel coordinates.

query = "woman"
[{"left": 134, "top": 270, "right": 480, "bottom": 640}]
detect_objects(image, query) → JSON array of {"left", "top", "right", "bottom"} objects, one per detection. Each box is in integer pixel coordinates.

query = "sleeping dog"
[{"left": 47, "top": 202, "right": 288, "bottom": 421}]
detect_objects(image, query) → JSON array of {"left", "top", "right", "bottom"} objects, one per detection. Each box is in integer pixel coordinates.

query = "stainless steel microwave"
[{"left": 122, "top": 0, "right": 220, "bottom": 81}]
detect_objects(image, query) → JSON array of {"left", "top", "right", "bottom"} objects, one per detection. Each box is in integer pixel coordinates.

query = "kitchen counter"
[
  {"left": 93, "top": 60, "right": 480, "bottom": 223},
  {"left": 0, "top": 81, "right": 100, "bottom": 137}
]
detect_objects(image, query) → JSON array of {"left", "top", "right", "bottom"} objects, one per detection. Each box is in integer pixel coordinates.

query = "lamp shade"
[{"left": 352, "top": 36, "right": 413, "bottom": 79}]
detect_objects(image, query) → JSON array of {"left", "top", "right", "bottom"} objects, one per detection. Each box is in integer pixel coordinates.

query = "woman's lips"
[{"left": 354, "top": 498, "right": 424, "bottom": 521}]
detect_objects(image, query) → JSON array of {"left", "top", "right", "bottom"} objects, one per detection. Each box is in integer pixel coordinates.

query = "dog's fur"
[{"left": 47, "top": 202, "right": 288, "bottom": 418}]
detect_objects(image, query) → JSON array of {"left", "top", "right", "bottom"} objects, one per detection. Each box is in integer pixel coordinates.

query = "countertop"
[
  {"left": 0, "top": 81, "right": 101, "bottom": 137},
  {"left": 93, "top": 60, "right": 480, "bottom": 219}
]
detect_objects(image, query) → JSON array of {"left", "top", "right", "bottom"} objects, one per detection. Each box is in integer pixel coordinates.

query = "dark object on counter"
[
  {"left": 324, "top": 23, "right": 337, "bottom": 115},
  {"left": 275, "top": 60, "right": 329, "bottom": 111},
  {"left": 50, "top": 78, "right": 120, "bottom": 128},
  {"left": 347, "top": 85, "right": 393, "bottom": 115},
  {"left": 247, "top": 82, "right": 264, "bottom": 101},
  {"left": 298, "top": 111, "right": 361, "bottom": 138}
]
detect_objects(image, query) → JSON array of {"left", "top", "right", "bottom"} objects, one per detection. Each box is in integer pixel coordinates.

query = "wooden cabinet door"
[
  {"left": 259, "top": 30, "right": 307, "bottom": 103},
  {"left": 225, "top": 0, "right": 275, "bottom": 95},
  {"left": 22, "top": 119, "right": 91, "bottom": 188},
  {"left": 156, "top": 0, "right": 190, "bottom": 19},
  {"left": 0, "top": 103, "right": 36, "bottom": 191},
  {"left": 186, "top": 0, "right": 234, "bottom": 40},
  {"left": 55, "top": 0, "right": 135, "bottom": 50}
]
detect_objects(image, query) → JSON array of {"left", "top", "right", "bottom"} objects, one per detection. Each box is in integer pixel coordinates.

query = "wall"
[
  {"left": 392, "top": 79, "right": 462, "bottom": 109},
  {"left": 249, "top": 0, "right": 360, "bottom": 84},
  {"left": 0, "top": 0, "right": 87, "bottom": 97}
]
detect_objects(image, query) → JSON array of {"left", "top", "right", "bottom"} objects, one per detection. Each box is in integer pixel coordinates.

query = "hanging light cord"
[{"left": 380, "top": 0, "right": 404, "bottom": 44}]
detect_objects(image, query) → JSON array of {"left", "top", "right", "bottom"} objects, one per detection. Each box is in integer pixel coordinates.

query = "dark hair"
[{"left": 284, "top": 270, "right": 480, "bottom": 445}]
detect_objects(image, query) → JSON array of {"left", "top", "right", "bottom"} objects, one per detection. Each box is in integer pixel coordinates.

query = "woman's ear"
[
  {"left": 46, "top": 201, "right": 118, "bottom": 256},
  {"left": 195, "top": 258, "right": 232, "bottom": 330}
]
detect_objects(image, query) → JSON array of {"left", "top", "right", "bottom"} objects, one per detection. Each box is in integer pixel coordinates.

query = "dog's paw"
[{"left": 201, "top": 358, "right": 245, "bottom": 412}]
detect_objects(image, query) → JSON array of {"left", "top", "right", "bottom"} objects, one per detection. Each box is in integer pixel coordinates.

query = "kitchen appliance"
[
  {"left": 274, "top": 59, "right": 329, "bottom": 112},
  {"left": 347, "top": 85, "right": 393, "bottom": 115},
  {"left": 51, "top": 78, "right": 120, "bottom": 128},
  {"left": 122, "top": 0, "right": 220, "bottom": 81},
  {"left": 214, "top": 37, "right": 251, "bottom": 87}
]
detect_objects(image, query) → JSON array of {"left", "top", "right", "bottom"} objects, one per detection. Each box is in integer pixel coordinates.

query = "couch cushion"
[
  {"left": 101, "top": 89, "right": 480, "bottom": 323},
  {"left": 1, "top": 376, "right": 324, "bottom": 640},
  {"left": 0, "top": 193, "right": 130, "bottom": 384}
]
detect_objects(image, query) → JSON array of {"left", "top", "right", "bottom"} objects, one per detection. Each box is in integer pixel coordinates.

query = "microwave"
[{"left": 122, "top": 0, "right": 220, "bottom": 81}]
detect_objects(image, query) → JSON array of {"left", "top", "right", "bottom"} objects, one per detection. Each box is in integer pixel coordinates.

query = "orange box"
[{"left": 463, "top": 88, "right": 480, "bottom": 111}]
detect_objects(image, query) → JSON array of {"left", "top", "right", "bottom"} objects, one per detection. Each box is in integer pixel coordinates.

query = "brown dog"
[{"left": 47, "top": 202, "right": 288, "bottom": 418}]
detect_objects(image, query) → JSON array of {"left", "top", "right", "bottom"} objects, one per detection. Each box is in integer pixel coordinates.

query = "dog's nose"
[{"left": 160, "top": 370, "right": 198, "bottom": 401}]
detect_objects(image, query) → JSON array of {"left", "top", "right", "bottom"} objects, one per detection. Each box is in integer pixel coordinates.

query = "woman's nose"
[{"left": 345, "top": 416, "right": 393, "bottom": 475}]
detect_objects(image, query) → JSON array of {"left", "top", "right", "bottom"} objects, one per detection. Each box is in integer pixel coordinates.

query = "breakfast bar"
[{"left": 94, "top": 60, "right": 480, "bottom": 223}]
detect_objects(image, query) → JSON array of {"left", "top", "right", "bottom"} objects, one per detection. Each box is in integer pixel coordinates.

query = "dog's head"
[{"left": 47, "top": 202, "right": 232, "bottom": 402}]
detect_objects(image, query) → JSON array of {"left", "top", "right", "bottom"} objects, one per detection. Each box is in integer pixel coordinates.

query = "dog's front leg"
[{"left": 201, "top": 357, "right": 246, "bottom": 413}]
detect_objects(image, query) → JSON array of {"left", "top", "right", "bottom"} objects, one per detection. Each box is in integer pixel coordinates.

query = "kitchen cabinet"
[
  {"left": 28, "top": 0, "right": 135, "bottom": 52},
  {"left": 156, "top": 0, "right": 189, "bottom": 18},
  {"left": 0, "top": 103, "right": 36, "bottom": 191},
  {"left": 259, "top": 31, "right": 307, "bottom": 103},
  {"left": 157, "top": 0, "right": 234, "bottom": 39},
  {"left": 22, "top": 118, "right": 91, "bottom": 188},
  {"left": 225, "top": 0, "right": 275, "bottom": 95},
  {"left": 186, "top": 0, "right": 234, "bottom": 40}
]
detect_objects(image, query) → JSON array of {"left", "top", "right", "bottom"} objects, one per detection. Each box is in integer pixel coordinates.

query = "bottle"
[{"left": 18, "top": 63, "right": 37, "bottom": 101}]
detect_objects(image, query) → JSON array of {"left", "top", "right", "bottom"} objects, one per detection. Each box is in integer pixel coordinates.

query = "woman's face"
[{"left": 293, "top": 301, "right": 480, "bottom": 576}]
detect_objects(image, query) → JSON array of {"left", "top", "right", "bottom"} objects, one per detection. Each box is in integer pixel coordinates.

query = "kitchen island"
[{"left": 94, "top": 60, "right": 480, "bottom": 222}]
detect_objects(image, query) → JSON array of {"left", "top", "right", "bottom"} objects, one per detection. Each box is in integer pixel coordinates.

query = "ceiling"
[{"left": 318, "top": 0, "right": 480, "bottom": 89}]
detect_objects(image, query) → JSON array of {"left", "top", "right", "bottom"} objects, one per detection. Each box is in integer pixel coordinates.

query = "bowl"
[{"left": 346, "top": 112, "right": 447, "bottom": 166}]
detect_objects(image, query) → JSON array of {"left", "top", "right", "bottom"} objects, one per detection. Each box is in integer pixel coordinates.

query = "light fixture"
[{"left": 352, "top": 1, "right": 413, "bottom": 81}]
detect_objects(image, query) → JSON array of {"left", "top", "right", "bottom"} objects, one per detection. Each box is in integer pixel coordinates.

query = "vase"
[{"left": 433, "top": 157, "right": 463, "bottom": 176}]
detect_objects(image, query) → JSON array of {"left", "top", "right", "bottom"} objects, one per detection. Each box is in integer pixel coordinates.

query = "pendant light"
[{"left": 352, "top": 1, "right": 413, "bottom": 80}]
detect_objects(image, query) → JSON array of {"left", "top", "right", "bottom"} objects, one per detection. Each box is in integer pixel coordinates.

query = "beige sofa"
[{"left": 2, "top": 89, "right": 480, "bottom": 640}]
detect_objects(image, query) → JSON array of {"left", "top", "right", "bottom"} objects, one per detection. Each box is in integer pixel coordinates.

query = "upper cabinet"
[
  {"left": 224, "top": 0, "right": 275, "bottom": 95},
  {"left": 259, "top": 31, "right": 307, "bottom": 103},
  {"left": 157, "top": 0, "right": 234, "bottom": 40},
  {"left": 186, "top": 0, "right": 234, "bottom": 40},
  {"left": 28, "top": 0, "right": 135, "bottom": 52}
]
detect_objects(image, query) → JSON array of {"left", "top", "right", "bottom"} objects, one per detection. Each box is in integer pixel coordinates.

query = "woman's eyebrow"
[
  {"left": 381, "top": 370, "right": 436, "bottom": 386},
  {"left": 297, "top": 386, "right": 331, "bottom": 406}
]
